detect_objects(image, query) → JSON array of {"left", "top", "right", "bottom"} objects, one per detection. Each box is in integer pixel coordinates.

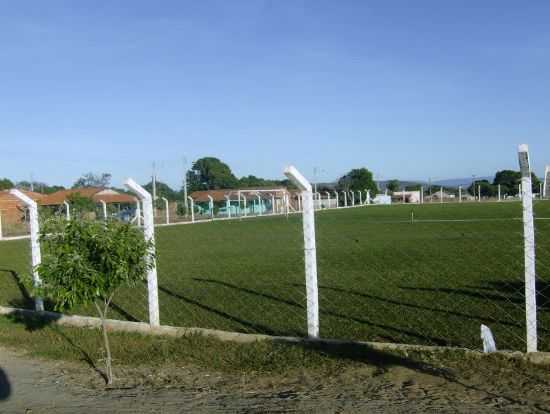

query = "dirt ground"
[{"left": 1, "top": 347, "right": 550, "bottom": 413}]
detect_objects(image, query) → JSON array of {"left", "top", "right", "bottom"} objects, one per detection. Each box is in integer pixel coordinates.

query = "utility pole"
[
  {"left": 313, "top": 167, "right": 319, "bottom": 194},
  {"left": 182, "top": 157, "right": 189, "bottom": 215}
]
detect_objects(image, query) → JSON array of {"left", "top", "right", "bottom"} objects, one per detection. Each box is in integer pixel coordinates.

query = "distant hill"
[
  {"left": 431, "top": 177, "right": 492, "bottom": 188},
  {"left": 375, "top": 177, "right": 493, "bottom": 190}
]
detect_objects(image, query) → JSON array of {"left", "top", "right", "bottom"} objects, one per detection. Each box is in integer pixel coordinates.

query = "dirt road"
[{"left": 1, "top": 347, "right": 550, "bottom": 413}]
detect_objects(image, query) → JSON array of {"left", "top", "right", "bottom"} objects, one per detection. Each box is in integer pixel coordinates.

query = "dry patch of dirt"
[{"left": 1, "top": 347, "right": 550, "bottom": 413}]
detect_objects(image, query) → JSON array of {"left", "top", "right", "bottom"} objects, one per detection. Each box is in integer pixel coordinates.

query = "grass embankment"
[{"left": 1, "top": 201, "right": 550, "bottom": 351}]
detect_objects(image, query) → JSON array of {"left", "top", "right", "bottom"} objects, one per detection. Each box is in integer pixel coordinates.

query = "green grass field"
[{"left": 1, "top": 201, "right": 549, "bottom": 351}]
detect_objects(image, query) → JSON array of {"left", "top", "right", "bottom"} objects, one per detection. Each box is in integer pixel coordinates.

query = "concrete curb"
[{"left": 2, "top": 305, "right": 550, "bottom": 365}]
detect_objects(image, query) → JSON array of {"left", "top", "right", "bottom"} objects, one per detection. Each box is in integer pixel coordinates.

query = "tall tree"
[
  {"left": 0, "top": 178, "right": 14, "bottom": 190},
  {"left": 493, "top": 170, "right": 540, "bottom": 195},
  {"left": 186, "top": 157, "right": 238, "bottom": 192},
  {"left": 493, "top": 170, "right": 521, "bottom": 195},
  {"left": 468, "top": 180, "right": 496, "bottom": 197},
  {"left": 73, "top": 173, "right": 112, "bottom": 189},
  {"left": 144, "top": 181, "right": 178, "bottom": 201},
  {"left": 337, "top": 168, "right": 378, "bottom": 195},
  {"left": 386, "top": 179, "right": 400, "bottom": 193},
  {"left": 16, "top": 181, "right": 65, "bottom": 194}
]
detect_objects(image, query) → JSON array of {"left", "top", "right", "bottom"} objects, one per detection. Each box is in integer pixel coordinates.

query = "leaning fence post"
[
  {"left": 9, "top": 189, "right": 44, "bottom": 311},
  {"left": 518, "top": 144, "right": 537, "bottom": 353},
  {"left": 284, "top": 166, "right": 319, "bottom": 338},
  {"left": 124, "top": 179, "right": 160, "bottom": 327}
]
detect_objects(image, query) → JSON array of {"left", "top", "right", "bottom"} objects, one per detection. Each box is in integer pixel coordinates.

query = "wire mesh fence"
[{"left": 1, "top": 168, "right": 550, "bottom": 354}]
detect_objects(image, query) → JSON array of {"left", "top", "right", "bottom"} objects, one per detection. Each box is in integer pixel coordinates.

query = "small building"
[
  {"left": 39, "top": 187, "right": 136, "bottom": 207},
  {"left": 392, "top": 191, "right": 421, "bottom": 203},
  {"left": 39, "top": 188, "right": 137, "bottom": 219}
]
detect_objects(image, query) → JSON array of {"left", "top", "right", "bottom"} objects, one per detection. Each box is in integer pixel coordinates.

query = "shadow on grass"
[
  {"left": 0, "top": 268, "right": 34, "bottom": 309},
  {"left": 157, "top": 283, "right": 293, "bottom": 336},
  {"left": 191, "top": 278, "right": 454, "bottom": 346},
  {"left": 402, "top": 280, "right": 550, "bottom": 316},
  {"left": 4, "top": 311, "right": 108, "bottom": 383},
  {"left": 315, "top": 284, "right": 523, "bottom": 329}
]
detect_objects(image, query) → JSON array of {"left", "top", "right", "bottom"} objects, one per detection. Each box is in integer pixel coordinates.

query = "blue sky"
[{"left": 1, "top": 1, "right": 549, "bottom": 189}]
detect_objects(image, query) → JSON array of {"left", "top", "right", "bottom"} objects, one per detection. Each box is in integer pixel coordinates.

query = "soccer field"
[{"left": 1, "top": 201, "right": 550, "bottom": 351}]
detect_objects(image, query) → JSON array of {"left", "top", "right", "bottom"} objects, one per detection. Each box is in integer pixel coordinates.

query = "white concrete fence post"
[
  {"left": 9, "top": 189, "right": 44, "bottom": 311},
  {"left": 284, "top": 166, "right": 319, "bottom": 338},
  {"left": 135, "top": 200, "right": 141, "bottom": 226},
  {"left": 498, "top": 184, "right": 502, "bottom": 202},
  {"left": 162, "top": 197, "right": 169, "bottom": 224},
  {"left": 187, "top": 196, "right": 195, "bottom": 222},
  {"left": 207, "top": 195, "right": 214, "bottom": 220},
  {"left": 334, "top": 191, "right": 339, "bottom": 208},
  {"left": 350, "top": 191, "right": 355, "bottom": 206},
  {"left": 342, "top": 191, "right": 348, "bottom": 207},
  {"left": 242, "top": 194, "right": 248, "bottom": 217},
  {"left": 100, "top": 200, "right": 108, "bottom": 220},
  {"left": 257, "top": 194, "right": 262, "bottom": 216},
  {"left": 518, "top": 144, "right": 537, "bottom": 353},
  {"left": 366, "top": 190, "right": 371, "bottom": 205},
  {"left": 325, "top": 192, "right": 331, "bottom": 209},
  {"left": 63, "top": 201, "right": 71, "bottom": 221},
  {"left": 358, "top": 190, "right": 362, "bottom": 206},
  {"left": 225, "top": 195, "right": 232, "bottom": 218},
  {"left": 124, "top": 179, "right": 160, "bottom": 327}
]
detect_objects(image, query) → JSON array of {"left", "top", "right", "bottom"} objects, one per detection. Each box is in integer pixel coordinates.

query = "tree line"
[{"left": 1, "top": 161, "right": 544, "bottom": 200}]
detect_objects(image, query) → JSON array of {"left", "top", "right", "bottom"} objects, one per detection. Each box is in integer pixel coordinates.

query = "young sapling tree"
[{"left": 35, "top": 218, "right": 154, "bottom": 385}]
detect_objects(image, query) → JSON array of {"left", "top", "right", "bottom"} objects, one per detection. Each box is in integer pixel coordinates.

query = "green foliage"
[
  {"left": 16, "top": 181, "right": 65, "bottom": 194},
  {"left": 337, "top": 168, "right": 378, "bottom": 194},
  {"left": 0, "top": 178, "right": 14, "bottom": 190},
  {"left": 34, "top": 218, "right": 153, "bottom": 384},
  {"left": 187, "top": 157, "right": 239, "bottom": 191},
  {"left": 405, "top": 184, "right": 422, "bottom": 191},
  {"left": 67, "top": 193, "right": 97, "bottom": 217},
  {"left": 493, "top": 170, "right": 520, "bottom": 195},
  {"left": 36, "top": 219, "right": 153, "bottom": 311},
  {"left": 493, "top": 170, "right": 541, "bottom": 195},
  {"left": 386, "top": 179, "right": 400, "bottom": 193},
  {"left": 468, "top": 180, "right": 496, "bottom": 197},
  {"left": 144, "top": 181, "right": 179, "bottom": 201},
  {"left": 72, "top": 172, "right": 112, "bottom": 189}
]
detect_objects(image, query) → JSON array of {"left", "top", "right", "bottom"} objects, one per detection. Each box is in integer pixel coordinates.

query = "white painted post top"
[
  {"left": 284, "top": 166, "right": 312, "bottom": 192},
  {"left": 124, "top": 178, "right": 152, "bottom": 201},
  {"left": 9, "top": 189, "right": 37, "bottom": 207},
  {"left": 518, "top": 144, "right": 530, "bottom": 177}
]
